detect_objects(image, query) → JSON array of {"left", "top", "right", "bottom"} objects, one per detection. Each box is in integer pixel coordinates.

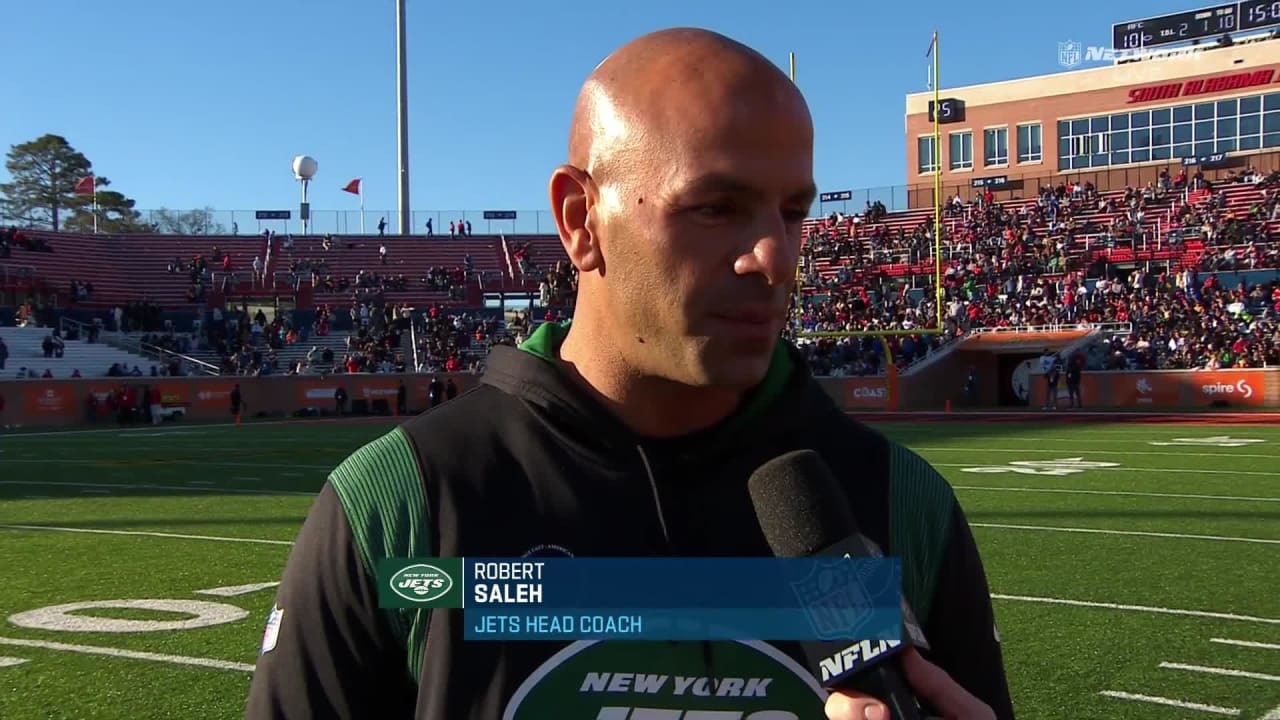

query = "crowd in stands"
[
  {"left": 111, "top": 300, "right": 166, "bottom": 333},
  {"left": 1078, "top": 269, "right": 1279, "bottom": 370},
  {"left": 413, "top": 304, "right": 501, "bottom": 374},
  {"left": 4, "top": 160, "right": 1279, "bottom": 383},
  {"left": 1, "top": 227, "right": 52, "bottom": 255},
  {"left": 339, "top": 298, "right": 408, "bottom": 374}
]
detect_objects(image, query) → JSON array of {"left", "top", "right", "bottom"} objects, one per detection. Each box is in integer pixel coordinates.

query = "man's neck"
[{"left": 556, "top": 323, "right": 745, "bottom": 438}]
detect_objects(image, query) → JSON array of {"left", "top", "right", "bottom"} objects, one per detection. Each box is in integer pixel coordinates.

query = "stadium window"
[
  {"left": 1266, "top": 93, "right": 1280, "bottom": 111},
  {"left": 984, "top": 127, "right": 1008, "bottom": 166},
  {"left": 949, "top": 131, "right": 973, "bottom": 170},
  {"left": 917, "top": 135, "right": 939, "bottom": 174},
  {"left": 1173, "top": 123, "right": 1193, "bottom": 144},
  {"left": 1216, "top": 138, "right": 1237, "bottom": 153},
  {"left": 1240, "top": 135, "right": 1261, "bottom": 151},
  {"left": 1172, "top": 106, "right": 1193, "bottom": 123},
  {"left": 1265, "top": 111, "right": 1280, "bottom": 134},
  {"left": 1151, "top": 125, "right": 1171, "bottom": 148},
  {"left": 1216, "top": 99, "right": 1237, "bottom": 117},
  {"left": 1017, "top": 123, "right": 1042, "bottom": 163},
  {"left": 1151, "top": 108, "right": 1171, "bottom": 126},
  {"left": 1174, "top": 143, "right": 1194, "bottom": 158},
  {"left": 1264, "top": 133, "right": 1280, "bottom": 148}
]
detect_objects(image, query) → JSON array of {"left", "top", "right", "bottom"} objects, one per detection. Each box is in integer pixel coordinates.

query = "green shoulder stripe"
[
  {"left": 327, "top": 425, "right": 433, "bottom": 683},
  {"left": 887, "top": 442, "right": 955, "bottom": 625}
]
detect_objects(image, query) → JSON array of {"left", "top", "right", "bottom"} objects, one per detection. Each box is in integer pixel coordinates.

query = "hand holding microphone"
[
  {"left": 824, "top": 647, "right": 996, "bottom": 720},
  {"left": 747, "top": 449, "right": 997, "bottom": 720}
]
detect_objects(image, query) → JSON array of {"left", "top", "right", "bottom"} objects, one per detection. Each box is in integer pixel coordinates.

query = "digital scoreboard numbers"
[
  {"left": 1113, "top": 2, "right": 1280, "bottom": 50},
  {"left": 927, "top": 98, "right": 965, "bottom": 124}
]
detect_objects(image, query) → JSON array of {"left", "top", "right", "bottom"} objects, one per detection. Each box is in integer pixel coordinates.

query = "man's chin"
[{"left": 687, "top": 343, "right": 775, "bottom": 389}]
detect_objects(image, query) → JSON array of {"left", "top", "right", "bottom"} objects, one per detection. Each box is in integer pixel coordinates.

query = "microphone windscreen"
[{"left": 748, "top": 449, "right": 859, "bottom": 558}]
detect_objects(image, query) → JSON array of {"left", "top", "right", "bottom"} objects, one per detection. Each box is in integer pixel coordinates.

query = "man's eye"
[{"left": 695, "top": 204, "right": 733, "bottom": 218}]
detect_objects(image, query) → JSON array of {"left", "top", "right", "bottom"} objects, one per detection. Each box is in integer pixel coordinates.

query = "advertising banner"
[{"left": 844, "top": 378, "right": 889, "bottom": 409}]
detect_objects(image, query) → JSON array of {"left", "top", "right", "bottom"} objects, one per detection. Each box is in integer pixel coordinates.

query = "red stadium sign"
[{"left": 1126, "top": 68, "right": 1277, "bottom": 105}]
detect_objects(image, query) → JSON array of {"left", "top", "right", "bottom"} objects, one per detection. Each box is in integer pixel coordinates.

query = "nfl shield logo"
[
  {"left": 1058, "top": 40, "right": 1083, "bottom": 69},
  {"left": 790, "top": 559, "right": 874, "bottom": 641}
]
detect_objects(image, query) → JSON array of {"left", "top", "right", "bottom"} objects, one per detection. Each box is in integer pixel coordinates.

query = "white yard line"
[
  {"left": 933, "top": 462, "right": 1280, "bottom": 478},
  {"left": 915, "top": 446, "right": 1280, "bottom": 460},
  {"left": 0, "top": 656, "right": 30, "bottom": 668},
  {"left": 0, "top": 524, "right": 292, "bottom": 546},
  {"left": 0, "top": 459, "right": 332, "bottom": 470},
  {"left": 194, "top": 582, "right": 281, "bottom": 598},
  {"left": 1262, "top": 704, "right": 1280, "bottom": 720},
  {"left": 0, "top": 481, "right": 313, "bottom": 497},
  {"left": 0, "top": 636, "right": 253, "bottom": 673},
  {"left": 954, "top": 485, "right": 1280, "bottom": 503},
  {"left": 971, "top": 523, "right": 1280, "bottom": 545},
  {"left": 990, "top": 594, "right": 1280, "bottom": 625},
  {"left": 1098, "top": 690, "right": 1240, "bottom": 716},
  {"left": 1210, "top": 638, "right": 1280, "bottom": 651},
  {"left": 1159, "top": 662, "right": 1280, "bottom": 683}
]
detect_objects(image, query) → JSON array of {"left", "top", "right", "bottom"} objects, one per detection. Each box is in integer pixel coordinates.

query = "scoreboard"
[{"left": 1113, "top": 2, "right": 1280, "bottom": 50}]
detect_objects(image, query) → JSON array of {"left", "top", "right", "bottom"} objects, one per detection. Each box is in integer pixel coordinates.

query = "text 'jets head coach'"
[{"left": 244, "top": 27, "right": 1014, "bottom": 720}]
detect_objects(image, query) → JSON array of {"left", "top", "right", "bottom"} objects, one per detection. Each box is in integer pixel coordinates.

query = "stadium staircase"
[{"left": 0, "top": 326, "right": 156, "bottom": 379}]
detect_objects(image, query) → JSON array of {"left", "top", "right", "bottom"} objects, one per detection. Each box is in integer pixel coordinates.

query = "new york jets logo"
[{"left": 389, "top": 563, "right": 454, "bottom": 603}]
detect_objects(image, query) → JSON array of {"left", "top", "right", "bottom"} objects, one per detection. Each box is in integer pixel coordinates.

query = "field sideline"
[{"left": 0, "top": 414, "right": 1277, "bottom": 718}]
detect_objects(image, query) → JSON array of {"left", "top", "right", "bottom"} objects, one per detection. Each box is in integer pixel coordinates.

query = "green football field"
[{"left": 0, "top": 416, "right": 1277, "bottom": 719}]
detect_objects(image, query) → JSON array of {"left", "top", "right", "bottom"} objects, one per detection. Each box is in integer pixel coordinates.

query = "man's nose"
[{"left": 734, "top": 218, "right": 798, "bottom": 287}]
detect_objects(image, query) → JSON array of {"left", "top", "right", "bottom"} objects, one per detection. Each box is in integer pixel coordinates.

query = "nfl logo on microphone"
[{"left": 790, "top": 559, "right": 874, "bottom": 641}]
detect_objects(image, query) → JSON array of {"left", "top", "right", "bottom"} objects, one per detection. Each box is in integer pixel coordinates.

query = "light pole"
[
  {"left": 396, "top": 0, "right": 410, "bottom": 235},
  {"left": 292, "top": 155, "right": 318, "bottom": 236}
]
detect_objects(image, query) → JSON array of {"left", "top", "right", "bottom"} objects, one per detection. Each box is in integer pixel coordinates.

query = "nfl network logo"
[{"left": 1058, "top": 40, "right": 1083, "bottom": 69}]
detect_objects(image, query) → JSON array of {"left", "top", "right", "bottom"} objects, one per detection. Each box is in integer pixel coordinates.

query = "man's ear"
[{"left": 549, "top": 164, "right": 603, "bottom": 273}]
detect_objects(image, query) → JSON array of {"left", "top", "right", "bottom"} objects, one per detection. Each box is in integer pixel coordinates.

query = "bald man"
[{"left": 245, "top": 28, "right": 1014, "bottom": 720}]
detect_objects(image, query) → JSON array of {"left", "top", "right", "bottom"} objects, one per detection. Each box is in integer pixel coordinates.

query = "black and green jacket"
[{"left": 245, "top": 322, "right": 1015, "bottom": 719}]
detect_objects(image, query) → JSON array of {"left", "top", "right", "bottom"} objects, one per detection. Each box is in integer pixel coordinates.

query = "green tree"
[
  {"left": 0, "top": 134, "right": 146, "bottom": 232},
  {"left": 61, "top": 176, "right": 152, "bottom": 234},
  {"left": 151, "top": 206, "right": 226, "bottom": 234}
]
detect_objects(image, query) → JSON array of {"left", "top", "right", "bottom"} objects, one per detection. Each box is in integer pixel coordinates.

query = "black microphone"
[{"left": 748, "top": 448, "right": 926, "bottom": 720}]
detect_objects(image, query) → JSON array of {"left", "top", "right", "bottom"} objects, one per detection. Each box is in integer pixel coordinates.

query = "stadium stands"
[
  {"left": 2, "top": 165, "right": 1277, "bottom": 378},
  {"left": 0, "top": 327, "right": 157, "bottom": 379}
]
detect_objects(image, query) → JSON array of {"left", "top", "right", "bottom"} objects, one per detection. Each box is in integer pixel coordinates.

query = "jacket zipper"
[
  {"left": 636, "top": 444, "right": 717, "bottom": 677},
  {"left": 635, "top": 444, "right": 672, "bottom": 551}
]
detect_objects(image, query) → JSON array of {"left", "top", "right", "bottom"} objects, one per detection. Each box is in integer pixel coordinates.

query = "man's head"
[{"left": 549, "top": 28, "right": 816, "bottom": 390}]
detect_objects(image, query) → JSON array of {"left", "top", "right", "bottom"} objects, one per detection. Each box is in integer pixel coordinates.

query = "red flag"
[
  {"left": 73, "top": 176, "right": 95, "bottom": 195},
  {"left": 341, "top": 178, "right": 361, "bottom": 195}
]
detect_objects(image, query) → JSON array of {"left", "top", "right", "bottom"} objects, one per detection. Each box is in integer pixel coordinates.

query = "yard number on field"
[
  {"left": 961, "top": 458, "right": 1121, "bottom": 476},
  {"left": 1147, "top": 436, "right": 1265, "bottom": 447}
]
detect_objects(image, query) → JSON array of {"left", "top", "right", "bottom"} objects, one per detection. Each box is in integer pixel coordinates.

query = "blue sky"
[{"left": 2, "top": 0, "right": 1184, "bottom": 233}]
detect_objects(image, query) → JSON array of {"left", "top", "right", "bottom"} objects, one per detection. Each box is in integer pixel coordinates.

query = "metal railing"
[{"left": 968, "top": 321, "right": 1133, "bottom": 336}]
